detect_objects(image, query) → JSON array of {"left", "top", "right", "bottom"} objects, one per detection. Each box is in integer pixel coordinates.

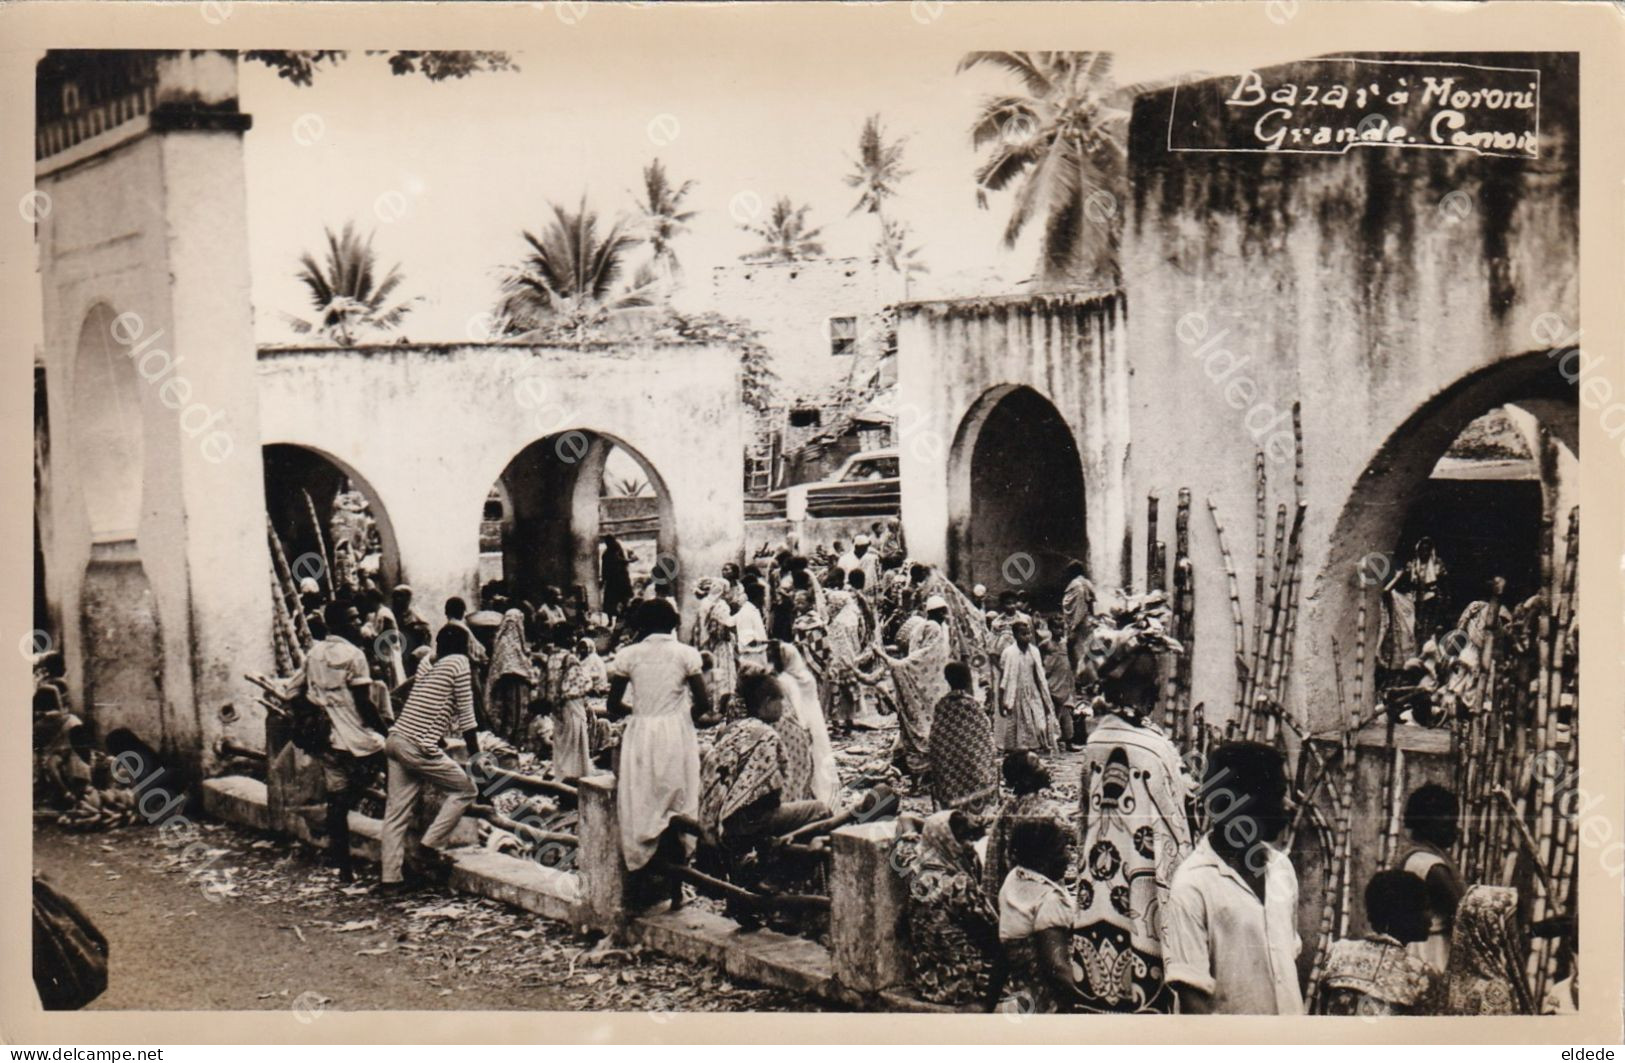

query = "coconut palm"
[
  {"left": 496, "top": 197, "right": 657, "bottom": 335},
  {"left": 959, "top": 50, "right": 1131, "bottom": 287},
  {"left": 607, "top": 473, "right": 650, "bottom": 498},
  {"left": 845, "top": 114, "right": 924, "bottom": 286},
  {"left": 634, "top": 159, "right": 698, "bottom": 291},
  {"left": 739, "top": 196, "right": 825, "bottom": 263},
  {"left": 286, "top": 223, "right": 419, "bottom": 345}
]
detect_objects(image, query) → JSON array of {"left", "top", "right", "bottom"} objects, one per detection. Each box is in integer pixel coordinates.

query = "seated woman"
[
  {"left": 894, "top": 810, "right": 1002, "bottom": 1009},
  {"left": 697, "top": 665, "right": 832, "bottom": 926},
  {"left": 997, "top": 817, "right": 1091, "bottom": 1014},
  {"left": 1316, "top": 869, "right": 1444, "bottom": 1015}
]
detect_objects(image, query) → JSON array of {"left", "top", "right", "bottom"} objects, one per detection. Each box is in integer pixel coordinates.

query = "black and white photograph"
[{"left": 11, "top": 0, "right": 1621, "bottom": 1046}]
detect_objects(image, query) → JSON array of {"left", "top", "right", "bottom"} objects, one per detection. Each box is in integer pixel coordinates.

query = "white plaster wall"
[
  {"left": 255, "top": 342, "right": 745, "bottom": 630},
  {"left": 38, "top": 73, "right": 273, "bottom": 771},
  {"left": 895, "top": 294, "right": 1131, "bottom": 588}
]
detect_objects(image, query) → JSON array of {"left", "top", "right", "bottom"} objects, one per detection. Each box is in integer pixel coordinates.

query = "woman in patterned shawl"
[
  {"left": 908, "top": 563, "right": 996, "bottom": 697},
  {"left": 894, "top": 810, "right": 1002, "bottom": 1009},
  {"left": 484, "top": 608, "right": 536, "bottom": 748},
  {"left": 1072, "top": 593, "right": 1192, "bottom": 1014},
  {"left": 879, "top": 599, "right": 952, "bottom": 778},
  {"left": 928, "top": 660, "right": 998, "bottom": 816},
  {"left": 1445, "top": 885, "right": 1533, "bottom": 1015},
  {"left": 1316, "top": 871, "right": 1445, "bottom": 1016}
]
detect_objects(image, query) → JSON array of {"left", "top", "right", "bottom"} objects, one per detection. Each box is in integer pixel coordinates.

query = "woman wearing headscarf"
[
  {"left": 879, "top": 596, "right": 952, "bottom": 779},
  {"left": 484, "top": 608, "right": 537, "bottom": 749},
  {"left": 927, "top": 660, "right": 999, "bottom": 817},
  {"left": 694, "top": 577, "right": 740, "bottom": 717},
  {"left": 893, "top": 810, "right": 1002, "bottom": 1009},
  {"left": 1071, "top": 594, "right": 1192, "bottom": 1014},
  {"left": 1445, "top": 885, "right": 1533, "bottom": 1015},
  {"left": 823, "top": 587, "right": 874, "bottom": 737}
]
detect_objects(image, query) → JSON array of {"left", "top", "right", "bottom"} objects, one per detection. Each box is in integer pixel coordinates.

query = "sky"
[{"left": 238, "top": 30, "right": 1310, "bottom": 345}]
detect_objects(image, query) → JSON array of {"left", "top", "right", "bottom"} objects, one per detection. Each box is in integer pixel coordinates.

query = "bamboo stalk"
[
  {"left": 1302, "top": 802, "right": 1339, "bottom": 1014},
  {"left": 1251, "top": 449, "right": 1267, "bottom": 693},
  {"left": 1267, "top": 502, "right": 1310, "bottom": 742},
  {"left": 1244, "top": 501, "right": 1288, "bottom": 730},
  {"left": 1208, "top": 499, "right": 1248, "bottom": 734},
  {"left": 302, "top": 488, "right": 332, "bottom": 598},
  {"left": 1147, "top": 493, "right": 1160, "bottom": 595},
  {"left": 1260, "top": 503, "right": 1307, "bottom": 741},
  {"left": 1378, "top": 720, "right": 1402, "bottom": 866}
]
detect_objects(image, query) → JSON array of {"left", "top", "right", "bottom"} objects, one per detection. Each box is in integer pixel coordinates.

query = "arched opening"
[
  {"left": 262, "top": 444, "right": 401, "bottom": 597},
  {"left": 1317, "top": 349, "right": 1578, "bottom": 708},
  {"left": 483, "top": 431, "right": 675, "bottom": 615},
  {"left": 948, "top": 385, "right": 1087, "bottom": 606},
  {"left": 70, "top": 303, "right": 143, "bottom": 540}
]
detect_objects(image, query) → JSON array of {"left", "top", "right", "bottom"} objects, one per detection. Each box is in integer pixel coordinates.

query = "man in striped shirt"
[{"left": 378, "top": 624, "right": 481, "bottom": 895}]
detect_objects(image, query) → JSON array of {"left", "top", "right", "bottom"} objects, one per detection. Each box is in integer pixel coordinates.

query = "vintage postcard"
[{"left": 4, "top": 0, "right": 1622, "bottom": 1047}]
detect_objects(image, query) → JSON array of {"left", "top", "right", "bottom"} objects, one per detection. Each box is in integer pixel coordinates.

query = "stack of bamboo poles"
[
  {"left": 1152, "top": 489, "right": 1199, "bottom": 755},
  {"left": 267, "top": 519, "right": 313, "bottom": 675},
  {"left": 1206, "top": 402, "right": 1309, "bottom": 747},
  {"left": 1448, "top": 505, "right": 1579, "bottom": 1004}
]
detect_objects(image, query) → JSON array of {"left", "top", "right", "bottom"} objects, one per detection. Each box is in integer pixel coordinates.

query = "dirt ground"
[
  {"left": 33, "top": 822, "right": 816, "bottom": 1014},
  {"left": 32, "top": 715, "right": 1088, "bottom": 1014}
]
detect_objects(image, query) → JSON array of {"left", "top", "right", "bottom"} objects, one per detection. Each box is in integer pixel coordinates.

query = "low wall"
[{"left": 195, "top": 715, "right": 941, "bottom": 1011}]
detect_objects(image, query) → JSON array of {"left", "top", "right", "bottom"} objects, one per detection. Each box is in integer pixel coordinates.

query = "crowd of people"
[{"left": 31, "top": 515, "right": 1577, "bottom": 1017}]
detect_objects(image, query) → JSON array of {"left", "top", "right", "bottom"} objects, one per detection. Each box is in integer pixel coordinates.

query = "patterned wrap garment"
[
  {"left": 1071, "top": 711, "right": 1194, "bottom": 1013},
  {"left": 894, "top": 812, "right": 1001, "bottom": 1008},
  {"left": 1317, "top": 933, "right": 1445, "bottom": 1016}
]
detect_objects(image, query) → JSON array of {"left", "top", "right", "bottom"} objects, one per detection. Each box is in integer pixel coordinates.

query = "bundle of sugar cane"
[
  {"left": 1208, "top": 498, "right": 1249, "bottom": 737},
  {"left": 1457, "top": 578, "right": 1505, "bottom": 871},
  {"left": 1265, "top": 502, "right": 1309, "bottom": 744},
  {"left": 268, "top": 563, "right": 298, "bottom": 675}
]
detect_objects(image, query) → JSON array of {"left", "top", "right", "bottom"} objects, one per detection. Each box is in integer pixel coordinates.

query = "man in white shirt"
[{"left": 1163, "top": 740, "right": 1304, "bottom": 1015}]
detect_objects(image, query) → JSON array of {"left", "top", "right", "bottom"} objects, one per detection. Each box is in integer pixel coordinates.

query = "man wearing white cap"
[{"left": 835, "top": 536, "right": 865, "bottom": 580}]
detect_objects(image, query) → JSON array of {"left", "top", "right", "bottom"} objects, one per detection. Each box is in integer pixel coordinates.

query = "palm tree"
[
  {"left": 607, "top": 473, "right": 650, "bottom": 498},
  {"left": 739, "top": 196, "right": 825, "bottom": 263},
  {"left": 845, "top": 114, "right": 923, "bottom": 288},
  {"left": 634, "top": 159, "right": 698, "bottom": 292},
  {"left": 496, "top": 197, "right": 656, "bottom": 336},
  {"left": 286, "top": 223, "right": 419, "bottom": 345},
  {"left": 959, "top": 51, "right": 1131, "bottom": 288}
]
